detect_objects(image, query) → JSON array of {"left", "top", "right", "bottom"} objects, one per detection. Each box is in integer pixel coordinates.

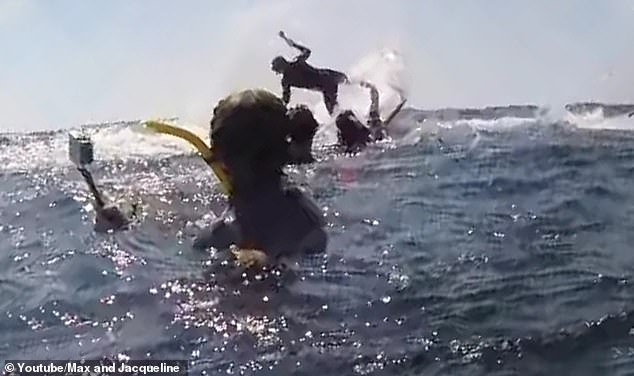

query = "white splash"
[{"left": 564, "top": 108, "right": 634, "bottom": 131}]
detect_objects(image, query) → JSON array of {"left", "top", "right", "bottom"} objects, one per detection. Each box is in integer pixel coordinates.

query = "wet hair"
[
  {"left": 286, "top": 105, "right": 319, "bottom": 164},
  {"left": 336, "top": 110, "right": 371, "bottom": 150},
  {"left": 210, "top": 89, "right": 291, "bottom": 176},
  {"left": 288, "top": 104, "right": 319, "bottom": 144}
]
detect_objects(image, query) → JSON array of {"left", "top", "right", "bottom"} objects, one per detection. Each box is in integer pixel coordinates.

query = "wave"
[
  {"left": 0, "top": 108, "right": 628, "bottom": 174},
  {"left": 3, "top": 89, "right": 634, "bottom": 175},
  {"left": 0, "top": 119, "right": 209, "bottom": 173},
  {"left": 563, "top": 106, "right": 634, "bottom": 131},
  {"left": 564, "top": 102, "right": 634, "bottom": 118}
]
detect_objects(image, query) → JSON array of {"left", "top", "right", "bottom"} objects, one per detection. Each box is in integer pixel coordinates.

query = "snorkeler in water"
[
  {"left": 335, "top": 80, "right": 407, "bottom": 152},
  {"left": 192, "top": 89, "right": 328, "bottom": 268},
  {"left": 286, "top": 104, "right": 320, "bottom": 164}
]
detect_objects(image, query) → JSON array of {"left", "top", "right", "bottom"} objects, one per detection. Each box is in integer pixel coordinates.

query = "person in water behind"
[
  {"left": 193, "top": 89, "right": 327, "bottom": 268},
  {"left": 286, "top": 104, "right": 320, "bottom": 164},
  {"left": 335, "top": 81, "right": 406, "bottom": 152},
  {"left": 271, "top": 31, "right": 349, "bottom": 115}
]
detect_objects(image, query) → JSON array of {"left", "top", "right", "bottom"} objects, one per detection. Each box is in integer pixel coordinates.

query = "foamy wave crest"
[
  {"left": 564, "top": 107, "right": 634, "bottom": 131},
  {"left": 0, "top": 121, "right": 209, "bottom": 172},
  {"left": 96, "top": 121, "right": 209, "bottom": 159},
  {"left": 437, "top": 116, "right": 539, "bottom": 130}
]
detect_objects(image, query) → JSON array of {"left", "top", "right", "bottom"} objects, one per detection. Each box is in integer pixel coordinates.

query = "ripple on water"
[{"left": 1, "top": 125, "right": 634, "bottom": 375}]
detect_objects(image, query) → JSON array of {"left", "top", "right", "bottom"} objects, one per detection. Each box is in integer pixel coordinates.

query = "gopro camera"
[{"left": 68, "top": 132, "right": 94, "bottom": 166}]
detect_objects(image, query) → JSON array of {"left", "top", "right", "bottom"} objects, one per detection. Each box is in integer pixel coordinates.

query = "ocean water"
[{"left": 1, "top": 105, "right": 634, "bottom": 376}]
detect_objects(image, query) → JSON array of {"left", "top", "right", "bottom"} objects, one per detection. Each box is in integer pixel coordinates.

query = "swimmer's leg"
[{"left": 322, "top": 88, "right": 338, "bottom": 115}]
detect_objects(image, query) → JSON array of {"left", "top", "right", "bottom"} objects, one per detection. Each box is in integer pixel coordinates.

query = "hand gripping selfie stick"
[{"left": 68, "top": 131, "right": 107, "bottom": 209}]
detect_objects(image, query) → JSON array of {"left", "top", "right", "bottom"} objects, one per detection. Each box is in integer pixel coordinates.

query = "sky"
[{"left": 1, "top": 0, "right": 633, "bottom": 131}]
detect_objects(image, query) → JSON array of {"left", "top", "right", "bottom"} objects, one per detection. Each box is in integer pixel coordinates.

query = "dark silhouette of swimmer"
[
  {"left": 287, "top": 104, "right": 319, "bottom": 164},
  {"left": 629, "top": 111, "right": 633, "bottom": 117},
  {"left": 77, "top": 167, "right": 130, "bottom": 233},
  {"left": 271, "top": 31, "right": 349, "bottom": 115},
  {"left": 336, "top": 81, "right": 407, "bottom": 151},
  {"left": 193, "top": 89, "right": 327, "bottom": 268},
  {"left": 336, "top": 110, "right": 372, "bottom": 152}
]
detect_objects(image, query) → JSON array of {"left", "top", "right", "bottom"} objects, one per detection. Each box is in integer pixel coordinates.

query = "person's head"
[
  {"left": 287, "top": 105, "right": 319, "bottom": 164},
  {"left": 271, "top": 56, "right": 289, "bottom": 74},
  {"left": 210, "top": 89, "right": 291, "bottom": 191},
  {"left": 288, "top": 105, "right": 318, "bottom": 138},
  {"left": 335, "top": 110, "right": 371, "bottom": 151}
]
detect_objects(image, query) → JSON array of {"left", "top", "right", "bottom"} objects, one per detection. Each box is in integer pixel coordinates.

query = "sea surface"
[{"left": 1, "top": 103, "right": 634, "bottom": 376}]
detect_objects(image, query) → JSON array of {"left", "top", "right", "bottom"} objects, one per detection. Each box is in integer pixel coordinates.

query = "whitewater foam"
[
  {"left": 564, "top": 107, "right": 634, "bottom": 131},
  {"left": 311, "top": 48, "right": 413, "bottom": 146},
  {"left": 0, "top": 121, "right": 209, "bottom": 173},
  {"left": 436, "top": 117, "right": 538, "bottom": 130}
]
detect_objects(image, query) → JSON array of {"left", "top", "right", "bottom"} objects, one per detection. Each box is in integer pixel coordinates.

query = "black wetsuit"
[
  {"left": 335, "top": 82, "right": 386, "bottom": 151},
  {"left": 336, "top": 110, "right": 372, "bottom": 152},
  {"left": 193, "top": 178, "right": 327, "bottom": 261},
  {"left": 282, "top": 64, "right": 347, "bottom": 115},
  {"left": 279, "top": 38, "right": 348, "bottom": 115}
]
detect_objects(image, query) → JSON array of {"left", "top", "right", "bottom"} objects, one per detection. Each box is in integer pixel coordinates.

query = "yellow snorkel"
[
  {"left": 140, "top": 120, "right": 268, "bottom": 267},
  {"left": 141, "top": 120, "right": 233, "bottom": 197},
  {"left": 140, "top": 90, "right": 293, "bottom": 269}
]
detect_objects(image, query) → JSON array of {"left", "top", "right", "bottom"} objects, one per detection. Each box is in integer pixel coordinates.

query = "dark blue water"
[{"left": 1, "top": 110, "right": 634, "bottom": 376}]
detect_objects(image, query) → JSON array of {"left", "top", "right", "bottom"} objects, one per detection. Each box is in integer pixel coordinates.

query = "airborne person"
[{"left": 271, "top": 31, "right": 349, "bottom": 115}]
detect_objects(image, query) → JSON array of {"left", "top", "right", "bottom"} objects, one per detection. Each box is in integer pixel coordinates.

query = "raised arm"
[
  {"left": 279, "top": 31, "right": 311, "bottom": 61},
  {"left": 360, "top": 81, "right": 381, "bottom": 125}
]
